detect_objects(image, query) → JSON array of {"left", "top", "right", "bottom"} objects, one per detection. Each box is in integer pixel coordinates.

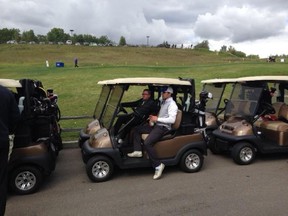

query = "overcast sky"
[{"left": 1, "top": 0, "right": 288, "bottom": 58}]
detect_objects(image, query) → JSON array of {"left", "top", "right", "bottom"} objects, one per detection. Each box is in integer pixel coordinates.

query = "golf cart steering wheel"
[
  {"left": 131, "top": 107, "right": 142, "bottom": 117},
  {"left": 118, "top": 104, "right": 128, "bottom": 114}
]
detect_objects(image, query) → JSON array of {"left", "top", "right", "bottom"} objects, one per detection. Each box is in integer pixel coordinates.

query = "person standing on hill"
[
  {"left": 74, "top": 58, "right": 78, "bottom": 67},
  {"left": 0, "top": 85, "right": 20, "bottom": 216}
]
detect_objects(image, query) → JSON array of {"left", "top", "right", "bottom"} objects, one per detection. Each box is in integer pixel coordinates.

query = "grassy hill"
[
  {"left": 0, "top": 44, "right": 252, "bottom": 66},
  {"left": 1, "top": 43, "right": 288, "bottom": 114},
  {"left": 1, "top": 44, "right": 288, "bottom": 141}
]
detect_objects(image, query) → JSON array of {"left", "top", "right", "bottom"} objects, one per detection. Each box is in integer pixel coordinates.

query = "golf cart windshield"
[
  {"left": 225, "top": 83, "right": 262, "bottom": 118},
  {"left": 101, "top": 85, "right": 124, "bottom": 129},
  {"left": 93, "top": 85, "right": 111, "bottom": 120},
  {"left": 203, "top": 83, "right": 226, "bottom": 114}
]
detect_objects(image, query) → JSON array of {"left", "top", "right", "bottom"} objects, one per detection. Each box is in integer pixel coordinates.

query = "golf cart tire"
[
  {"left": 9, "top": 166, "right": 43, "bottom": 195},
  {"left": 231, "top": 142, "right": 255, "bottom": 165},
  {"left": 86, "top": 155, "right": 114, "bottom": 182},
  {"left": 180, "top": 149, "right": 204, "bottom": 173}
]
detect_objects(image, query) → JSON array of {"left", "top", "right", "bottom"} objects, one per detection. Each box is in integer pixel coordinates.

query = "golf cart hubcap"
[
  {"left": 240, "top": 147, "right": 253, "bottom": 161},
  {"left": 15, "top": 171, "right": 36, "bottom": 191},
  {"left": 185, "top": 153, "right": 200, "bottom": 169},
  {"left": 92, "top": 161, "right": 110, "bottom": 178}
]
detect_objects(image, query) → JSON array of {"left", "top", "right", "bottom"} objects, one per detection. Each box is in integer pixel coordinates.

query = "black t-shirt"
[{"left": 0, "top": 85, "right": 20, "bottom": 146}]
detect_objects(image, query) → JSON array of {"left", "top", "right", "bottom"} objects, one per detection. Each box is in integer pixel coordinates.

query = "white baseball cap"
[{"left": 162, "top": 86, "right": 173, "bottom": 94}]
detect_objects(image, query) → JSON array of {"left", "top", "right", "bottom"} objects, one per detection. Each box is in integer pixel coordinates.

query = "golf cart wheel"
[
  {"left": 9, "top": 166, "right": 43, "bottom": 195},
  {"left": 231, "top": 142, "right": 255, "bottom": 165},
  {"left": 180, "top": 149, "right": 204, "bottom": 173},
  {"left": 86, "top": 156, "right": 114, "bottom": 182}
]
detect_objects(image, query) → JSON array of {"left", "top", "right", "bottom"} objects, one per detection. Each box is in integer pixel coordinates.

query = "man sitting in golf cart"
[{"left": 114, "top": 89, "right": 158, "bottom": 143}]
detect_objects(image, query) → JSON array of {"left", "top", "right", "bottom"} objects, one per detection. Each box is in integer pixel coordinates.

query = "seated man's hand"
[{"left": 149, "top": 115, "right": 158, "bottom": 122}]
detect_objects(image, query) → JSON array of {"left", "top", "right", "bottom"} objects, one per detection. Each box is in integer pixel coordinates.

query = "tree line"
[
  {"left": 0, "top": 28, "right": 113, "bottom": 45},
  {"left": 0, "top": 27, "right": 260, "bottom": 58}
]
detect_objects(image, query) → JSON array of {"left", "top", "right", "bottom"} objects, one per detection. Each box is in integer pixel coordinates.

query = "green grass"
[{"left": 1, "top": 44, "right": 288, "bottom": 141}]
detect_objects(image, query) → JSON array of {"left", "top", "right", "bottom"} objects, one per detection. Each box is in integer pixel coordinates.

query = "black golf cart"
[
  {"left": 78, "top": 84, "right": 111, "bottom": 147},
  {"left": 81, "top": 77, "right": 208, "bottom": 182},
  {"left": 201, "top": 78, "right": 238, "bottom": 149},
  {"left": 1, "top": 78, "right": 62, "bottom": 194},
  {"left": 210, "top": 75, "right": 288, "bottom": 165}
]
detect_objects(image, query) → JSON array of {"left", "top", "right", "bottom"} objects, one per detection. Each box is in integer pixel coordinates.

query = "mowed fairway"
[{"left": 1, "top": 44, "right": 288, "bottom": 140}]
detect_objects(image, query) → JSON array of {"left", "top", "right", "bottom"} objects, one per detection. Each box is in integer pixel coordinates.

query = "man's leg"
[
  {"left": 143, "top": 125, "right": 168, "bottom": 168},
  {"left": 114, "top": 115, "right": 131, "bottom": 135},
  {"left": 132, "top": 123, "right": 152, "bottom": 151},
  {"left": 118, "top": 116, "right": 142, "bottom": 141}
]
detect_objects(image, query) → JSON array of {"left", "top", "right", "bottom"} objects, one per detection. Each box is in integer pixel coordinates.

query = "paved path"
[{"left": 5, "top": 148, "right": 288, "bottom": 216}]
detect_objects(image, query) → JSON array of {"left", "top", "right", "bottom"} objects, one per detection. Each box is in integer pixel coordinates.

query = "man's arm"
[
  {"left": 157, "top": 102, "right": 178, "bottom": 124},
  {"left": 9, "top": 93, "right": 20, "bottom": 134},
  {"left": 150, "top": 101, "right": 178, "bottom": 124},
  {"left": 121, "top": 98, "right": 142, "bottom": 108}
]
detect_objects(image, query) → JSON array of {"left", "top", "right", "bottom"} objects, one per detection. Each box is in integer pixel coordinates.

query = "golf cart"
[
  {"left": 81, "top": 77, "right": 208, "bottom": 182},
  {"left": 0, "top": 78, "right": 62, "bottom": 195},
  {"left": 210, "top": 76, "right": 288, "bottom": 165},
  {"left": 201, "top": 78, "right": 238, "bottom": 148},
  {"left": 78, "top": 84, "right": 111, "bottom": 147}
]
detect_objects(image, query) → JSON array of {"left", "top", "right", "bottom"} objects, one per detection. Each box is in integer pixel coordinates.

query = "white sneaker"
[
  {"left": 127, "top": 151, "right": 142, "bottom": 158},
  {"left": 153, "top": 163, "right": 165, "bottom": 180}
]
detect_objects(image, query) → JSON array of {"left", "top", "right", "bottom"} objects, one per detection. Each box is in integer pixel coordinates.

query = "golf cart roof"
[
  {"left": 98, "top": 77, "right": 193, "bottom": 86},
  {"left": 0, "top": 79, "right": 22, "bottom": 88},
  {"left": 202, "top": 76, "right": 288, "bottom": 84},
  {"left": 201, "top": 78, "right": 239, "bottom": 84},
  {"left": 237, "top": 76, "right": 288, "bottom": 83}
]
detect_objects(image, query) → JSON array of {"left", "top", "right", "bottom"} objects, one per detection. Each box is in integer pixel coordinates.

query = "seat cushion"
[
  {"left": 272, "top": 102, "right": 285, "bottom": 117},
  {"left": 279, "top": 104, "right": 288, "bottom": 121},
  {"left": 260, "top": 121, "right": 288, "bottom": 132}
]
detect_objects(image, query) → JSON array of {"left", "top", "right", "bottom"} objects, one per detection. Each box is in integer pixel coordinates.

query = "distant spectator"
[{"left": 74, "top": 58, "right": 78, "bottom": 67}]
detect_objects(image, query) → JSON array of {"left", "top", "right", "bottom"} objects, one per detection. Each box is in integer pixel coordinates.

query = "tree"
[
  {"left": 194, "top": 40, "right": 209, "bottom": 50},
  {"left": 119, "top": 36, "right": 126, "bottom": 46},
  {"left": 0, "top": 28, "right": 20, "bottom": 43},
  {"left": 98, "top": 35, "right": 112, "bottom": 45},
  {"left": 21, "top": 30, "right": 37, "bottom": 42},
  {"left": 228, "top": 46, "right": 246, "bottom": 58},
  {"left": 74, "top": 34, "right": 85, "bottom": 43},
  {"left": 37, "top": 34, "right": 47, "bottom": 43},
  {"left": 82, "top": 34, "right": 96, "bottom": 43},
  {"left": 47, "top": 28, "right": 69, "bottom": 43},
  {"left": 228, "top": 45, "right": 236, "bottom": 53},
  {"left": 157, "top": 41, "right": 170, "bottom": 48},
  {"left": 220, "top": 45, "right": 227, "bottom": 52}
]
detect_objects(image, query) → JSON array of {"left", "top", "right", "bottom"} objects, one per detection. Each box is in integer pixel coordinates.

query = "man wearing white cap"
[{"left": 128, "top": 86, "right": 178, "bottom": 180}]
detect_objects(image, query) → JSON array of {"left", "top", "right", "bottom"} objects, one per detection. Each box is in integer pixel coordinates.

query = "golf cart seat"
[
  {"left": 141, "top": 109, "right": 182, "bottom": 141},
  {"left": 259, "top": 103, "right": 288, "bottom": 131},
  {"left": 258, "top": 103, "right": 288, "bottom": 146},
  {"left": 272, "top": 102, "right": 285, "bottom": 117},
  {"left": 254, "top": 102, "right": 285, "bottom": 127}
]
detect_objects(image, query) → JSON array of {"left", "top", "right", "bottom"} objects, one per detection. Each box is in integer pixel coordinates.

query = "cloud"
[
  {"left": 194, "top": 5, "right": 287, "bottom": 43},
  {"left": 1, "top": 0, "right": 288, "bottom": 57}
]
